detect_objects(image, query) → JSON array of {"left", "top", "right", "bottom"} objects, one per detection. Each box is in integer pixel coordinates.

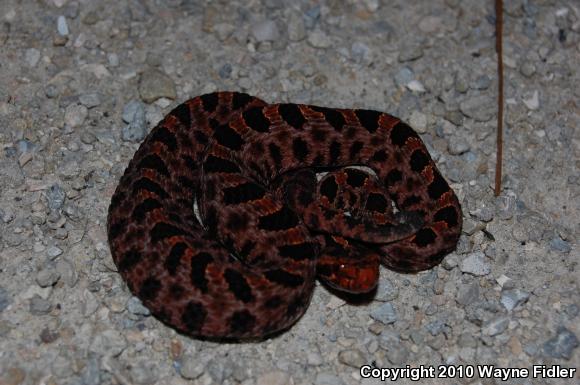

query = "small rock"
[
  {"left": 25, "top": 48, "right": 41, "bottom": 67},
  {"left": 460, "top": 251, "right": 491, "bottom": 276},
  {"left": 369, "top": 302, "right": 398, "bottom": 324},
  {"left": 79, "top": 93, "right": 102, "bottom": 108},
  {"left": 425, "top": 319, "right": 447, "bottom": 336},
  {"left": 482, "top": 316, "right": 509, "bottom": 336},
  {"left": 129, "top": 361, "right": 158, "bottom": 385},
  {"left": 206, "top": 361, "right": 226, "bottom": 383},
  {"left": 39, "top": 327, "right": 60, "bottom": 343},
  {"left": 308, "top": 30, "right": 332, "bottom": 48},
  {"left": 218, "top": 63, "right": 232, "bottom": 79},
  {"left": 52, "top": 355, "right": 74, "bottom": 378},
  {"left": 542, "top": 327, "right": 578, "bottom": 359},
  {"left": 81, "top": 356, "right": 101, "bottom": 385},
  {"left": 351, "top": 41, "right": 370, "bottom": 63},
  {"left": 448, "top": 137, "right": 470, "bottom": 155},
  {"left": 375, "top": 278, "right": 398, "bottom": 302},
  {"left": 407, "top": 79, "right": 426, "bottom": 93},
  {"left": 80, "top": 131, "right": 96, "bottom": 144},
  {"left": 315, "top": 372, "right": 344, "bottom": 385},
  {"left": 304, "top": 6, "right": 321, "bottom": 29},
  {"left": 1, "top": 208, "right": 15, "bottom": 224},
  {"left": 122, "top": 100, "right": 145, "bottom": 123},
  {"left": 520, "top": 61, "right": 536, "bottom": 77},
  {"left": 108, "top": 53, "right": 120, "bottom": 67},
  {"left": 287, "top": 13, "right": 306, "bottom": 41},
  {"left": 473, "top": 75, "right": 491, "bottom": 90},
  {"left": 122, "top": 100, "right": 147, "bottom": 142},
  {"left": 394, "top": 66, "right": 414, "bottom": 88},
  {"left": 213, "top": 23, "right": 235, "bottom": 41},
  {"left": 362, "top": 0, "right": 380, "bottom": 12},
  {"left": 89, "top": 329, "right": 127, "bottom": 356},
  {"left": 501, "top": 289, "right": 530, "bottom": 311},
  {"left": 47, "top": 184, "right": 66, "bottom": 210},
  {"left": 251, "top": 19, "right": 279, "bottom": 42},
  {"left": 256, "top": 371, "right": 291, "bottom": 385},
  {"left": 64, "top": 103, "right": 88, "bottom": 128},
  {"left": 456, "top": 282, "right": 480, "bottom": 306},
  {"left": 460, "top": 95, "right": 495, "bottom": 122},
  {"left": 462, "top": 218, "right": 480, "bottom": 235},
  {"left": 496, "top": 275, "right": 512, "bottom": 288},
  {"left": 442, "top": 254, "right": 458, "bottom": 270},
  {"left": 0, "top": 286, "right": 11, "bottom": 312},
  {"left": 549, "top": 237, "right": 571, "bottom": 253},
  {"left": 398, "top": 43, "right": 423, "bottom": 62},
  {"left": 523, "top": 90, "right": 540, "bottom": 110},
  {"left": 56, "top": 258, "right": 78, "bottom": 287},
  {"left": 471, "top": 206, "right": 494, "bottom": 222},
  {"left": 57, "top": 15, "right": 69, "bottom": 35},
  {"left": 29, "top": 294, "right": 53, "bottom": 315},
  {"left": 408, "top": 111, "right": 427, "bottom": 133},
  {"left": 495, "top": 193, "right": 516, "bottom": 220},
  {"left": 419, "top": 15, "right": 444, "bottom": 34},
  {"left": 138, "top": 69, "right": 176, "bottom": 103},
  {"left": 127, "top": 297, "right": 151, "bottom": 316},
  {"left": 180, "top": 355, "right": 205, "bottom": 380},
  {"left": 338, "top": 349, "right": 366, "bottom": 367},
  {"left": 36, "top": 268, "right": 60, "bottom": 288},
  {"left": 384, "top": 343, "right": 409, "bottom": 365}
]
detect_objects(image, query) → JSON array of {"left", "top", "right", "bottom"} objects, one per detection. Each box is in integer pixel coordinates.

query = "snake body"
[{"left": 107, "top": 92, "right": 462, "bottom": 339}]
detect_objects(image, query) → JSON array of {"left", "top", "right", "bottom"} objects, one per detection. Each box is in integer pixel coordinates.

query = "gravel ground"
[{"left": 0, "top": 0, "right": 579, "bottom": 384}]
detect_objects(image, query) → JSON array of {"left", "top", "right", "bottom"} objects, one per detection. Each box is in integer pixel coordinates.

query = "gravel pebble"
[
  {"left": 398, "top": 43, "right": 423, "bottom": 62},
  {"left": 394, "top": 66, "right": 414, "bottom": 88},
  {"left": 25, "top": 48, "right": 41, "bottom": 67},
  {"left": 501, "top": 289, "right": 530, "bottom": 311},
  {"left": 456, "top": 282, "right": 480, "bottom": 306},
  {"left": 251, "top": 20, "right": 279, "bottom": 42},
  {"left": 64, "top": 103, "right": 88, "bottom": 128},
  {"left": 179, "top": 354, "right": 205, "bottom": 380},
  {"left": 79, "top": 93, "right": 102, "bottom": 108},
  {"left": 89, "top": 329, "right": 127, "bottom": 356},
  {"left": 337, "top": 349, "right": 366, "bottom": 367},
  {"left": 308, "top": 30, "right": 332, "bottom": 48},
  {"left": 57, "top": 15, "right": 69, "bottom": 35},
  {"left": 138, "top": 69, "right": 177, "bottom": 103},
  {"left": 315, "top": 372, "right": 344, "bottom": 385},
  {"left": 369, "top": 302, "right": 398, "bottom": 324},
  {"left": 549, "top": 237, "right": 571, "bottom": 253},
  {"left": 287, "top": 13, "right": 306, "bottom": 41},
  {"left": 523, "top": 90, "right": 540, "bottom": 110},
  {"left": 36, "top": 268, "right": 60, "bottom": 287},
  {"left": 375, "top": 280, "right": 398, "bottom": 303},
  {"left": 0, "top": 287, "right": 11, "bottom": 312},
  {"left": 542, "top": 327, "right": 579, "bottom": 360},
  {"left": 256, "top": 371, "right": 291, "bottom": 385},
  {"left": 459, "top": 95, "right": 495, "bottom": 122},
  {"left": 29, "top": 295, "right": 53, "bottom": 315},
  {"left": 126, "top": 296, "right": 151, "bottom": 316},
  {"left": 460, "top": 251, "right": 491, "bottom": 276},
  {"left": 122, "top": 100, "right": 147, "bottom": 142},
  {"left": 482, "top": 316, "right": 509, "bottom": 336},
  {"left": 47, "top": 184, "right": 66, "bottom": 210}
]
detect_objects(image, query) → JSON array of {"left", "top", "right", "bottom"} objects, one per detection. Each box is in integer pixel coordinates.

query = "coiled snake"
[{"left": 107, "top": 92, "right": 462, "bottom": 339}]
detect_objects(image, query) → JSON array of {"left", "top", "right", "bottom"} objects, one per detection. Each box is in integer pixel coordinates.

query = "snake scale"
[{"left": 107, "top": 92, "right": 462, "bottom": 339}]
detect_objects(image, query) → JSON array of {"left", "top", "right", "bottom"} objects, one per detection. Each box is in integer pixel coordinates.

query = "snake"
[{"left": 107, "top": 92, "right": 462, "bottom": 339}]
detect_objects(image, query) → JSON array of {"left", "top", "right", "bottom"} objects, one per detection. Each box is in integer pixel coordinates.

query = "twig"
[{"left": 494, "top": 0, "right": 504, "bottom": 196}]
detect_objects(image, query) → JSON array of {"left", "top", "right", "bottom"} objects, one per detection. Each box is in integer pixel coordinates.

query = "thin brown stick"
[{"left": 494, "top": 0, "right": 504, "bottom": 196}]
